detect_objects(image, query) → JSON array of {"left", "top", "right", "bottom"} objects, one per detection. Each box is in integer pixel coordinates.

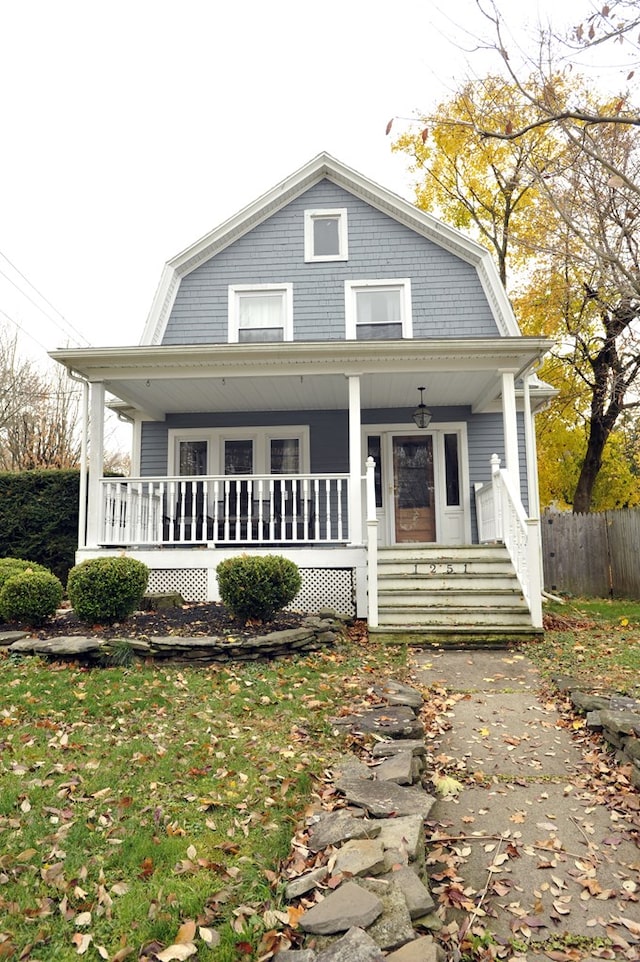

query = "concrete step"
[
  {"left": 369, "top": 625, "right": 544, "bottom": 645},
  {"left": 378, "top": 573, "right": 521, "bottom": 592},
  {"left": 378, "top": 588, "right": 527, "bottom": 609},
  {"left": 376, "top": 606, "right": 533, "bottom": 628},
  {"left": 378, "top": 544, "right": 508, "bottom": 560}
]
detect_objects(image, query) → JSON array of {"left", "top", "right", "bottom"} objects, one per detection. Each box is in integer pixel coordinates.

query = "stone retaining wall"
[
  {"left": 570, "top": 690, "right": 640, "bottom": 790},
  {"left": 0, "top": 611, "right": 350, "bottom": 664}
]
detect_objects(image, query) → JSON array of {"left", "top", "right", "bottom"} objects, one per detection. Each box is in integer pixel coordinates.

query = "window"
[
  {"left": 169, "top": 427, "right": 308, "bottom": 476},
  {"left": 270, "top": 438, "right": 300, "bottom": 474},
  {"left": 178, "top": 439, "right": 208, "bottom": 476},
  {"left": 228, "top": 284, "right": 293, "bottom": 343},
  {"left": 345, "top": 279, "right": 412, "bottom": 339},
  {"left": 224, "top": 439, "right": 254, "bottom": 475},
  {"left": 367, "top": 436, "right": 383, "bottom": 508},
  {"left": 444, "top": 433, "right": 460, "bottom": 506},
  {"left": 304, "top": 208, "right": 348, "bottom": 262}
]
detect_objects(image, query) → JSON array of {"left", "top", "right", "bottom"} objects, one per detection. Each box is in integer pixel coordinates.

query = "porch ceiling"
[{"left": 50, "top": 338, "right": 554, "bottom": 420}]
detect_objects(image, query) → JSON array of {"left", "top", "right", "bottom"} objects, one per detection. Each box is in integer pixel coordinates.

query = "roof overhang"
[{"left": 51, "top": 338, "right": 555, "bottom": 421}]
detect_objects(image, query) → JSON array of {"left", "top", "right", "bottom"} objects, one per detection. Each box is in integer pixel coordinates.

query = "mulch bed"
[{"left": 0, "top": 602, "right": 308, "bottom": 641}]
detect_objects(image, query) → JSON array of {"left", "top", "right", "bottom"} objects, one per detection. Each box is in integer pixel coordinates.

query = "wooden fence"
[{"left": 541, "top": 508, "right": 640, "bottom": 599}]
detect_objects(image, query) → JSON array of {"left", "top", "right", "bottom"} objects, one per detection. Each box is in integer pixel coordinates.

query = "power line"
[
  {"left": 0, "top": 249, "right": 90, "bottom": 347},
  {"left": 0, "top": 305, "right": 50, "bottom": 354}
]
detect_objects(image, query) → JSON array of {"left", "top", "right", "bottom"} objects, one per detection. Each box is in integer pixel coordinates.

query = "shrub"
[
  {"left": 0, "top": 570, "right": 64, "bottom": 626},
  {"left": 0, "top": 557, "right": 52, "bottom": 591},
  {"left": 67, "top": 557, "right": 149, "bottom": 624},
  {"left": 216, "top": 554, "right": 302, "bottom": 622},
  {"left": 0, "top": 471, "right": 81, "bottom": 583}
]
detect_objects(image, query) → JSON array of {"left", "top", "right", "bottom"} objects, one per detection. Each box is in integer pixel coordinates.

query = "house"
[{"left": 52, "top": 153, "right": 554, "bottom": 638}]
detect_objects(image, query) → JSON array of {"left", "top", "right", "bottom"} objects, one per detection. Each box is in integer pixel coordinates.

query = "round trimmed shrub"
[
  {"left": 0, "top": 557, "right": 52, "bottom": 591},
  {"left": 216, "top": 553, "right": 302, "bottom": 622},
  {"left": 67, "top": 557, "right": 149, "bottom": 624},
  {"left": 0, "top": 570, "right": 64, "bottom": 626}
]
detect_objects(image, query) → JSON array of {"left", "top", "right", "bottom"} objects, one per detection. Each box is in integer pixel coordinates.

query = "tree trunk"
[{"left": 572, "top": 419, "right": 608, "bottom": 513}]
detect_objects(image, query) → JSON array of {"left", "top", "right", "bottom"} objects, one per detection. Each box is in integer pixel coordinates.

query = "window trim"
[
  {"left": 304, "top": 208, "right": 348, "bottom": 262},
  {"left": 168, "top": 426, "right": 309, "bottom": 476},
  {"left": 228, "top": 283, "right": 294, "bottom": 343},
  {"left": 344, "top": 278, "right": 412, "bottom": 339}
]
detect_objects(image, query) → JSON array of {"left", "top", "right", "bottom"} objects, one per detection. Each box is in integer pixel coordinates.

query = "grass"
[
  {"left": 0, "top": 629, "right": 408, "bottom": 961},
  {"left": 525, "top": 596, "right": 640, "bottom": 697}
]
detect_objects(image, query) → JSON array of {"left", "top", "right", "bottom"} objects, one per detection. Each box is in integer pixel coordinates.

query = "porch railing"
[
  {"left": 99, "top": 474, "right": 350, "bottom": 547},
  {"left": 475, "top": 454, "right": 543, "bottom": 627}
]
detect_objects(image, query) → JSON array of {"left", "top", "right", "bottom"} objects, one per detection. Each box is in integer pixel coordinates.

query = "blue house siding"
[
  {"left": 162, "top": 180, "right": 498, "bottom": 346},
  {"left": 140, "top": 405, "right": 530, "bottom": 545}
]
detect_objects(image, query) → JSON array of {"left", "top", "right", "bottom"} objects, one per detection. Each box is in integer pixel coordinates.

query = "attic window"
[
  {"left": 304, "top": 208, "right": 348, "bottom": 262},
  {"left": 228, "top": 284, "right": 293, "bottom": 343}
]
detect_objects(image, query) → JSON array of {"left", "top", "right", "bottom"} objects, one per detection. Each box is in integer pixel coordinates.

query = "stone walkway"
[
  {"left": 413, "top": 650, "right": 640, "bottom": 961},
  {"left": 277, "top": 651, "right": 639, "bottom": 962}
]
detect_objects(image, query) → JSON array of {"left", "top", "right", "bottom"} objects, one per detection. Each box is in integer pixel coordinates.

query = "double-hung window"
[
  {"left": 304, "top": 208, "right": 348, "bottom": 262},
  {"left": 345, "top": 279, "right": 412, "bottom": 339},
  {"left": 228, "top": 284, "right": 293, "bottom": 343}
]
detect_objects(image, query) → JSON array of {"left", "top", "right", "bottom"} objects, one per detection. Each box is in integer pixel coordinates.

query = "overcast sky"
[{"left": 0, "top": 0, "right": 603, "bottom": 367}]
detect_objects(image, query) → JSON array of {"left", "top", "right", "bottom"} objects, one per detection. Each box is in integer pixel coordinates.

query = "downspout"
[{"left": 68, "top": 370, "right": 89, "bottom": 549}]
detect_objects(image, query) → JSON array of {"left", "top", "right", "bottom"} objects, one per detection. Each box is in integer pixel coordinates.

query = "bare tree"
[{"left": 0, "top": 366, "right": 82, "bottom": 471}]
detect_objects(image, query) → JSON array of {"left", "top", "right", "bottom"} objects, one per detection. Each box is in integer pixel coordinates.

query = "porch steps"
[{"left": 371, "top": 544, "right": 541, "bottom": 643}]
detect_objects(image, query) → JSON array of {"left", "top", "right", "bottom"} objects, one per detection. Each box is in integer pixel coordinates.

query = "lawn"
[
  {"left": 0, "top": 626, "right": 408, "bottom": 962},
  {"left": 527, "top": 597, "right": 640, "bottom": 697},
  {"left": 3, "top": 598, "right": 639, "bottom": 961}
]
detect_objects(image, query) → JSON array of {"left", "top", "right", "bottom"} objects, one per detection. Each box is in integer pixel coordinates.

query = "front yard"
[
  {"left": 1, "top": 598, "right": 639, "bottom": 961},
  {"left": 0, "top": 624, "right": 407, "bottom": 962}
]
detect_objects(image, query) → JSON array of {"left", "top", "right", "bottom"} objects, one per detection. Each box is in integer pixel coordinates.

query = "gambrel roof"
[{"left": 141, "top": 152, "right": 521, "bottom": 345}]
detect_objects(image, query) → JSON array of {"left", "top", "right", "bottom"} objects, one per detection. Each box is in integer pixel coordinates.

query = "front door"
[{"left": 392, "top": 435, "right": 436, "bottom": 543}]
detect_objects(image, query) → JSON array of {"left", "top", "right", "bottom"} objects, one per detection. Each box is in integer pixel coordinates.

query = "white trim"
[
  {"left": 304, "top": 208, "right": 348, "bottom": 262},
  {"left": 228, "top": 283, "right": 293, "bottom": 343},
  {"left": 130, "top": 416, "right": 142, "bottom": 477},
  {"left": 501, "top": 371, "right": 520, "bottom": 492},
  {"left": 362, "top": 421, "right": 471, "bottom": 546},
  {"left": 348, "top": 375, "right": 363, "bottom": 545},
  {"left": 87, "top": 382, "right": 106, "bottom": 548},
  {"left": 168, "top": 425, "right": 310, "bottom": 476},
  {"left": 344, "top": 278, "right": 412, "bottom": 340}
]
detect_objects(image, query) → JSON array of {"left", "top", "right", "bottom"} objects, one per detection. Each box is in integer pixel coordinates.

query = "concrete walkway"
[{"left": 412, "top": 650, "right": 640, "bottom": 961}]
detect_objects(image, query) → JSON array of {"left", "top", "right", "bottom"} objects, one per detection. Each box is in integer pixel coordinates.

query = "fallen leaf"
[
  {"left": 155, "top": 944, "right": 197, "bottom": 962},
  {"left": 199, "top": 926, "right": 220, "bottom": 946},
  {"left": 175, "top": 920, "right": 196, "bottom": 943},
  {"left": 71, "top": 933, "right": 92, "bottom": 955}
]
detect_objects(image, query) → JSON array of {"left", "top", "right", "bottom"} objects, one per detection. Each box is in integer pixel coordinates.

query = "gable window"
[
  {"left": 228, "top": 284, "right": 293, "bottom": 343},
  {"left": 304, "top": 208, "right": 348, "bottom": 262},
  {"left": 345, "top": 279, "right": 412, "bottom": 339}
]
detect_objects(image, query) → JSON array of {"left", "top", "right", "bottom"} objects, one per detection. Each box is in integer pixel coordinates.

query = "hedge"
[{"left": 0, "top": 470, "right": 80, "bottom": 584}]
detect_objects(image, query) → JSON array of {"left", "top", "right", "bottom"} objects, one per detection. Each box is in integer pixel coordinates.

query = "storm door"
[{"left": 392, "top": 435, "right": 436, "bottom": 543}]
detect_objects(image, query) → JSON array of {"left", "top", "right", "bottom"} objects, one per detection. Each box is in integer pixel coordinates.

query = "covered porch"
[{"left": 51, "top": 338, "right": 553, "bottom": 625}]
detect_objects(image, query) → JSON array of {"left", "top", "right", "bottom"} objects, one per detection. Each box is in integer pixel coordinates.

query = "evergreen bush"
[
  {"left": 0, "top": 557, "right": 52, "bottom": 590},
  {"left": 0, "top": 570, "right": 64, "bottom": 626},
  {"left": 216, "top": 554, "right": 302, "bottom": 622},
  {"left": 67, "top": 557, "right": 149, "bottom": 624},
  {"left": 0, "top": 471, "right": 80, "bottom": 583}
]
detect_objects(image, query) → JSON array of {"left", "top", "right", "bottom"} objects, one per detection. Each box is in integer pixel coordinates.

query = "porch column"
[
  {"left": 523, "top": 374, "right": 540, "bottom": 520},
  {"left": 500, "top": 370, "right": 521, "bottom": 494},
  {"left": 86, "top": 381, "right": 105, "bottom": 548},
  {"left": 347, "top": 374, "right": 363, "bottom": 544}
]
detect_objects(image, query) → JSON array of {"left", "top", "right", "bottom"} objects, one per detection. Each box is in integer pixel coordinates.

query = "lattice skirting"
[
  {"left": 147, "top": 568, "right": 208, "bottom": 602},
  {"left": 146, "top": 566, "right": 355, "bottom": 615}
]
